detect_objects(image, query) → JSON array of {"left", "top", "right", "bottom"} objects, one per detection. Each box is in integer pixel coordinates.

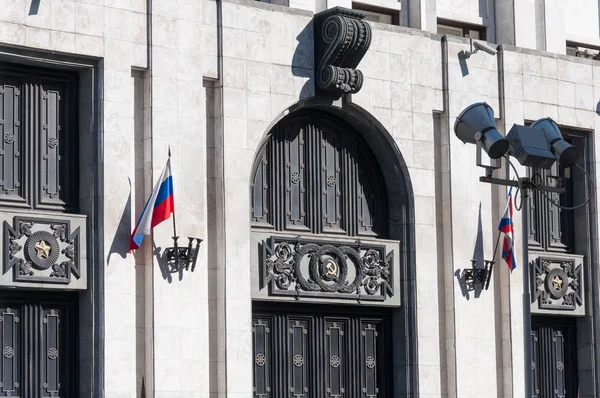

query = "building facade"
[{"left": 0, "top": 0, "right": 600, "bottom": 397}]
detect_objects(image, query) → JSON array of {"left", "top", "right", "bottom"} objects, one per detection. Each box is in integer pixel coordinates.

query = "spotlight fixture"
[
  {"left": 530, "top": 118, "right": 579, "bottom": 168},
  {"left": 454, "top": 102, "right": 509, "bottom": 159},
  {"left": 455, "top": 99, "right": 591, "bottom": 398},
  {"left": 505, "top": 124, "right": 556, "bottom": 169}
]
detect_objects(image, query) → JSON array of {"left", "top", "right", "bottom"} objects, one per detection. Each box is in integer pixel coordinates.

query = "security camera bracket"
[
  {"left": 464, "top": 38, "right": 497, "bottom": 59},
  {"left": 464, "top": 38, "right": 478, "bottom": 59},
  {"left": 475, "top": 138, "right": 501, "bottom": 176}
]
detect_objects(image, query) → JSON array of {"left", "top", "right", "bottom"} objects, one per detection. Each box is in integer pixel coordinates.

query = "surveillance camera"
[{"left": 473, "top": 40, "right": 497, "bottom": 56}]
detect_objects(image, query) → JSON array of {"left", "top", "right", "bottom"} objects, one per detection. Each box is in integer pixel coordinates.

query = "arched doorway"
[{"left": 249, "top": 107, "right": 414, "bottom": 396}]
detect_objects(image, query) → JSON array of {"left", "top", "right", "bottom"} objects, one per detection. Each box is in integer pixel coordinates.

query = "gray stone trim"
[{"left": 579, "top": 130, "right": 600, "bottom": 396}]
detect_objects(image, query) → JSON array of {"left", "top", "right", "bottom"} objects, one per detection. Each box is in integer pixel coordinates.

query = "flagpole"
[
  {"left": 521, "top": 187, "right": 533, "bottom": 396},
  {"left": 169, "top": 146, "right": 178, "bottom": 241}
]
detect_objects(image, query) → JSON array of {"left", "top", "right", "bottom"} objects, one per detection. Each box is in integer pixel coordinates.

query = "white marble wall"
[
  {"left": 500, "top": 47, "right": 600, "bottom": 398},
  {"left": 354, "top": 27, "right": 445, "bottom": 397},
  {"left": 444, "top": 37, "right": 501, "bottom": 398},
  {"left": 214, "top": 2, "right": 315, "bottom": 395},
  {"left": 564, "top": 0, "right": 600, "bottom": 46},
  {"left": 0, "top": 1, "right": 148, "bottom": 397},
  {"left": 147, "top": 2, "right": 209, "bottom": 398},
  {"left": 3, "top": 0, "right": 600, "bottom": 397},
  {"left": 437, "top": 0, "right": 493, "bottom": 27},
  {"left": 0, "top": 1, "right": 209, "bottom": 397},
  {"left": 211, "top": 2, "right": 600, "bottom": 397}
]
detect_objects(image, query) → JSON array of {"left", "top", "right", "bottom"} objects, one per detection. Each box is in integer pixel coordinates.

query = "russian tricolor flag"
[
  {"left": 130, "top": 159, "right": 174, "bottom": 251},
  {"left": 498, "top": 187, "right": 517, "bottom": 272}
]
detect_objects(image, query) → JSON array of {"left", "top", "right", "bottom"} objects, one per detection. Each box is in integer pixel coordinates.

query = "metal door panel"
[
  {"left": 531, "top": 317, "right": 577, "bottom": 398},
  {"left": 0, "top": 292, "right": 76, "bottom": 398},
  {"left": 252, "top": 303, "right": 390, "bottom": 397}
]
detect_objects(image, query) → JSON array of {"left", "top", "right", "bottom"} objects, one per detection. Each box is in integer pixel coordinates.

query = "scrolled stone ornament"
[
  {"left": 315, "top": 7, "right": 372, "bottom": 97},
  {"left": 364, "top": 276, "right": 380, "bottom": 295},
  {"left": 267, "top": 242, "right": 297, "bottom": 289}
]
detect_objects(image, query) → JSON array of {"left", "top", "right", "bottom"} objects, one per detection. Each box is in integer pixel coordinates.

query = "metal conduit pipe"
[{"left": 215, "top": 0, "right": 229, "bottom": 395}]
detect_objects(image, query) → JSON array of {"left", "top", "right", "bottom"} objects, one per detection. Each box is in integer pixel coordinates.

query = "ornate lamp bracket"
[
  {"left": 314, "top": 6, "right": 372, "bottom": 97},
  {"left": 462, "top": 259, "right": 494, "bottom": 290},
  {"left": 164, "top": 236, "right": 203, "bottom": 273}
]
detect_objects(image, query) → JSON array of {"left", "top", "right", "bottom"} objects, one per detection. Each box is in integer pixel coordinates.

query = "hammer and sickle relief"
[{"left": 325, "top": 259, "right": 338, "bottom": 276}]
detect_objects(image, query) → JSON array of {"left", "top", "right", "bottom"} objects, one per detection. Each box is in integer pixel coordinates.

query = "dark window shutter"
[
  {"left": 250, "top": 112, "right": 388, "bottom": 238},
  {"left": 0, "top": 65, "right": 78, "bottom": 212},
  {"left": 0, "top": 80, "right": 26, "bottom": 206}
]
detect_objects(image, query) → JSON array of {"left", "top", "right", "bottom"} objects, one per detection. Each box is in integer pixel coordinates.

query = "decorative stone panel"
[
  {"left": 252, "top": 232, "right": 400, "bottom": 306},
  {"left": 0, "top": 211, "right": 87, "bottom": 290},
  {"left": 530, "top": 252, "right": 584, "bottom": 316}
]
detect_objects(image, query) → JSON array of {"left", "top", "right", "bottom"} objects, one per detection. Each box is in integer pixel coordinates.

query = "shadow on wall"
[
  {"left": 153, "top": 244, "right": 183, "bottom": 283},
  {"left": 455, "top": 202, "right": 486, "bottom": 299},
  {"left": 29, "top": 0, "right": 40, "bottom": 15},
  {"left": 458, "top": 51, "right": 470, "bottom": 77},
  {"left": 153, "top": 239, "right": 201, "bottom": 283},
  {"left": 292, "top": 21, "right": 316, "bottom": 100},
  {"left": 106, "top": 177, "right": 132, "bottom": 265},
  {"left": 478, "top": 0, "right": 488, "bottom": 19}
]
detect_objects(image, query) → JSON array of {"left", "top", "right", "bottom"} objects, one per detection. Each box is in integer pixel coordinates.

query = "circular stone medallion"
[
  {"left": 545, "top": 268, "right": 569, "bottom": 299},
  {"left": 25, "top": 231, "right": 60, "bottom": 270}
]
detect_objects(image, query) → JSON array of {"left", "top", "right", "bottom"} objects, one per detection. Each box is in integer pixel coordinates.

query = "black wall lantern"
[
  {"left": 461, "top": 259, "right": 494, "bottom": 290},
  {"left": 164, "top": 236, "right": 203, "bottom": 273}
]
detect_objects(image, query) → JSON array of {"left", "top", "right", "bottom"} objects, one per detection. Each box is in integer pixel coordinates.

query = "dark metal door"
[
  {"left": 531, "top": 317, "right": 578, "bottom": 398},
  {"left": 0, "top": 291, "right": 77, "bottom": 397},
  {"left": 252, "top": 303, "right": 391, "bottom": 397}
]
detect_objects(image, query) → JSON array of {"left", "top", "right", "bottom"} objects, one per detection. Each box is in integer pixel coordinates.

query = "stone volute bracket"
[{"left": 314, "top": 7, "right": 372, "bottom": 97}]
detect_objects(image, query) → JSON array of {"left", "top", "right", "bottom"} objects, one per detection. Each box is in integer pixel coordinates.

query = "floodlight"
[
  {"left": 454, "top": 102, "right": 509, "bottom": 159},
  {"left": 505, "top": 124, "right": 556, "bottom": 169},
  {"left": 530, "top": 118, "right": 578, "bottom": 168}
]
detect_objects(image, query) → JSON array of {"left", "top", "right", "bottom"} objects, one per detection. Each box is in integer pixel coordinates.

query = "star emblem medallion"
[
  {"left": 552, "top": 275, "right": 563, "bottom": 290},
  {"left": 35, "top": 240, "right": 52, "bottom": 259}
]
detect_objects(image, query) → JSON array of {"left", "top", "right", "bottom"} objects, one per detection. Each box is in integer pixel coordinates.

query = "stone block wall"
[
  {"left": 0, "top": 1, "right": 208, "bottom": 397},
  {"left": 210, "top": 2, "right": 600, "bottom": 397},
  {"left": 1, "top": 0, "right": 600, "bottom": 397}
]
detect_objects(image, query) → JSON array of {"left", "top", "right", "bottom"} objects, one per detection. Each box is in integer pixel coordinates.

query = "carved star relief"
[
  {"left": 552, "top": 275, "right": 563, "bottom": 290},
  {"left": 35, "top": 240, "right": 51, "bottom": 259}
]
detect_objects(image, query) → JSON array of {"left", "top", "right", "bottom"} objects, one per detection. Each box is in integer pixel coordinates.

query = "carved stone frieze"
[
  {"left": 531, "top": 254, "right": 584, "bottom": 316},
  {"left": 261, "top": 236, "right": 393, "bottom": 301},
  {"left": 314, "top": 7, "right": 372, "bottom": 97},
  {"left": 3, "top": 216, "right": 81, "bottom": 285}
]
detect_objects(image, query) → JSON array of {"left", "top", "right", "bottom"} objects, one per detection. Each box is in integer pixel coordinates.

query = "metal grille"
[
  {"left": 251, "top": 112, "right": 387, "bottom": 238},
  {"left": 252, "top": 303, "right": 390, "bottom": 397},
  {"left": 0, "top": 292, "right": 76, "bottom": 398},
  {"left": 0, "top": 64, "right": 79, "bottom": 212},
  {"left": 531, "top": 317, "right": 578, "bottom": 398}
]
